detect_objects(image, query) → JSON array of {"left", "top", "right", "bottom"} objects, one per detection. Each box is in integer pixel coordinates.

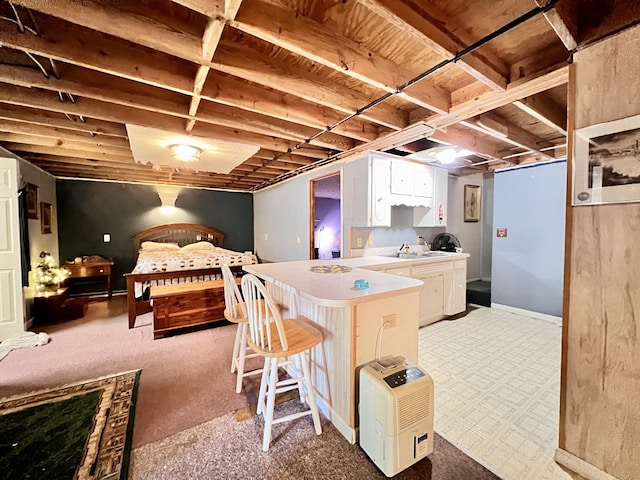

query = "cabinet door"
[
  {"left": 414, "top": 165, "right": 434, "bottom": 197},
  {"left": 370, "top": 156, "right": 391, "bottom": 226},
  {"left": 433, "top": 168, "right": 448, "bottom": 226},
  {"left": 420, "top": 275, "right": 445, "bottom": 326},
  {"left": 390, "top": 159, "right": 414, "bottom": 195},
  {"left": 445, "top": 265, "right": 467, "bottom": 315}
]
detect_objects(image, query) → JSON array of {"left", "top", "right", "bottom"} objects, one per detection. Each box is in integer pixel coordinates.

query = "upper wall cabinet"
[
  {"left": 344, "top": 151, "right": 448, "bottom": 228},
  {"left": 344, "top": 151, "right": 392, "bottom": 227},
  {"left": 414, "top": 167, "right": 448, "bottom": 227},
  {"left": 390, "top": 160, "right": 434, "bottom": 206}
]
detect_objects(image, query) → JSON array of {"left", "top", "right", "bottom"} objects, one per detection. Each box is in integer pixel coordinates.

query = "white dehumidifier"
[{"left": 359, "top": 356, "right": 434, "bottom": 477}]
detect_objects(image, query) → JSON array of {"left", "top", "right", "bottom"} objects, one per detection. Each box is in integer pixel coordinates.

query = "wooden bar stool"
[
  {"left": 221, "top": 265, "right": 261, "bottom": 394},
  {"left": 241, "top": 273, "right": 323, "bottom": 451}
]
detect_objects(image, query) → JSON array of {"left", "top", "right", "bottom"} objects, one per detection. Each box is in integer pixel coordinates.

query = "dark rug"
[
  {"left": 0, "top": 370, "right": 140, "bottom": 480},
  {"left": 130, "top": 398, "right": 500, "bottom": 480}
]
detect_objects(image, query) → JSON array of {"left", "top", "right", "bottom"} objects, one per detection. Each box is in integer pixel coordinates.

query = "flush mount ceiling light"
[
  {"left": 435, "top": 148, "right": 474, "bottom": 164},
  {"left": 170, "top": 144, "right": 201, "bottom": 163}
]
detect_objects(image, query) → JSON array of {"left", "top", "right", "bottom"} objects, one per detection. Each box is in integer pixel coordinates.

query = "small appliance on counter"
[
  {"left": 359, "top": 356, "right": 434, "bottom": 477},
  {"left": 431, "top": 233, "right": 462, "bottom": 252}
]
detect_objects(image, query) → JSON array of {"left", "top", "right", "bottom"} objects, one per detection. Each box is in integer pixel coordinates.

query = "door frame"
[{"left": 309, "top": 171, "right": 341, "bottom": 260}]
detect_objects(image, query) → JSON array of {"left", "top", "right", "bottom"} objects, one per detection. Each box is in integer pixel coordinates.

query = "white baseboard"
[
  {"left": 555, "top": 448, "right": 620, "bottom": 480},
  {"left": 491, "top": 303, "right": 562, "bottom": 326},
  {"left": 316, "top": 395, "right": 356, "bottom": 445},
  {"left": 466, "top": 277, "right": 482, "bottom": 283},
  {"left": 481, "top": 276, "right": 492, "bottom": 282}
]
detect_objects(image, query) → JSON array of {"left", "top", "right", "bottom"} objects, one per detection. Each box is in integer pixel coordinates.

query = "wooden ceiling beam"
[
  {"left": 186, "top": 0, "right": 243, "bottom": 131},
  {"left": 464, "top": 112, "right": 555, "bottom": 158},
  {"left": 0, "top": 14, "right": 198, "bottom": 94},
  {"left": 359, "top": 0, "right": 507, "bottom": 91},
  {"left": 196, "top": 102, "right": 356, "bottom": 151},
  {"left": 0, "top": 63, "right": 377, "bottom": 145},
  {"left": 0, "top": 104, "right": 127, "bottom": 138},
  {"left": 215, "top": 43, "right": 408, "bottom": 130},
  {"left": 512, "top": 93, "right": 567, "bottom": 136},
  {"left": 0, "top": 134, "right": 131, "bottom": 157},
  {"left": 170, "top": 0, "right": 225, "bottom": 18},
  {"left": 253, "top": 149, "right": 315, "bottom": 166},
  {"left": 231, "top": 0, "right": 449, "bottom": 113},
  {"left": 0, "top": 119, "right": 130, "bottom": 149},
  {"left": 535, "top": 0, "right": 578, "bottom": 51},
  {"left": 2, "top": 142, "right": 134, "bottom": 162},
  {"left": 10, "top": 0, "right": 204, "bottom": 64},
  {"left": 428, "top": 124, "right": 511, "bottom": 164},
  {"left": 201, "top": 72, "right": 384, "bottom": 142},
  {"left": 421, "top": 63, "right": 569, "bottom": 129},
  {"left": 0, "top": 83, "right": 331, "bottom": 157},
  {"left": 0, "top": 64, "right": 191, "bottom": 118}
]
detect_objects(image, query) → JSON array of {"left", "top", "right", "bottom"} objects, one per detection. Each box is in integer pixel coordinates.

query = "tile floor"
[{"left": 418, "top": 305, "right": 572, "bottom": 480}]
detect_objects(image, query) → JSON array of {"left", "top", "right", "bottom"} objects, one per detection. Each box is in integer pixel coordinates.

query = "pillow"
[
  {"left": 181, "top": 241, "right": 215, "bottom": 251},
  {"left": 140, "top": 241, "right": 180, "bottom": 251}
]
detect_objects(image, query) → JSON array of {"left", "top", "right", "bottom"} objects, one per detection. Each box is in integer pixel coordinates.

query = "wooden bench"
[{"left": 150, "top": 278, "right": 240, "bottom": 339}]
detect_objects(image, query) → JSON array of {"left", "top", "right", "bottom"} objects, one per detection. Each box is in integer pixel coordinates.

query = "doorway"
[{"left": 310, "top": 172, "right": 341, "bottom": 260}]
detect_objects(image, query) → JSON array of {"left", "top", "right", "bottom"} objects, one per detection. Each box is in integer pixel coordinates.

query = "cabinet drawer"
[
  {"left": 66, "top": 265, "right": 110, "bottom": 277},
  {"left": 411, "top": 262, "right": 451, "bottom": 278},
  {"left": 454, "top": 260, "right": 467, "bottom": 270},
  {"left": 385, "top": 266, "right": 411, "bottom": 277}
]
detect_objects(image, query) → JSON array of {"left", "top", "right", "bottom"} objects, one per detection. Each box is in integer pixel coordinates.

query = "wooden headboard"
[{"left": 132, "top": 223, "right": 225, "bottom": 253}]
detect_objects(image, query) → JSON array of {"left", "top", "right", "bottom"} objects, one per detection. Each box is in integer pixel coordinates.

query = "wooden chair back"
[
  {"left": 221, "top": 264, "right": 247, "bottom": 320},
  {"left": 241, "top": 274, "right": 288, "bottom": 352}
]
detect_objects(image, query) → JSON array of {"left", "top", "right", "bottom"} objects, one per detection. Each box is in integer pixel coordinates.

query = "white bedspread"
[{"left": 132, "top": 248, "right": 257, "bottom": 297}]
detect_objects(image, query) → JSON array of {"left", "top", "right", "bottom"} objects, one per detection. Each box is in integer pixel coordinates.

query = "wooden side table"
[{"left": 64, "top": 255, "right": 114, "bottom": 299}]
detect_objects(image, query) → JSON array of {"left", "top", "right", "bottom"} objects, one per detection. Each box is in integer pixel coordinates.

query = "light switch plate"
[{"left": 103, "top": 233, "right": 110, "bottom": 242}]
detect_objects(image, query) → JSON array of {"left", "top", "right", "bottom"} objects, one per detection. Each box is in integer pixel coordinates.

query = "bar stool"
[
  {"left": 241, "top": 273, "right": 323, "bottom": 451},
  {"left": 221, "top": 265, "right": 261, "bottom": 394}
]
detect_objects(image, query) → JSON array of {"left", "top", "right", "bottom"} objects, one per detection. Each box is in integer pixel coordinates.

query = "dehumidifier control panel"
[{"left": 383, "top": 366, "right": 425, "bottom": 388}]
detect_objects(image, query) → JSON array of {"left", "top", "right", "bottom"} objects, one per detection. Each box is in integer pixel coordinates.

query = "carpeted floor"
[
  {"left": 2, "top": 296, "right": 502, "bottom": 479},
  {"left": 0, "top": 297, "right": 262, "bottom": 448},
  {"left": 130, "top": 399, "right": 500, "bottom": 480}
]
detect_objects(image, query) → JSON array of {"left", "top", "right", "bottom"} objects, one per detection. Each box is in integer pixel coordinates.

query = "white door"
[
  {"left": 369, "top": 156, "right": 391, "bottom": 226},
  {"left": 0, "top": 156, "right": 25, "bottom": 340}
]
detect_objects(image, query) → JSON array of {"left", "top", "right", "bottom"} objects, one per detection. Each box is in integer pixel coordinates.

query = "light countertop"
[
  {"left": 243, "top": 259, "right": 421, "bottom": 307},
  {"left": 242, "top": 253, "right": 466, "bottom": 307}
]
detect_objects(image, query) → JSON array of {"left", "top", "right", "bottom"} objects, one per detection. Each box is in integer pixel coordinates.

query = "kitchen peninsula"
[{"left": 243, "top": 254, "right": 460, "bottom": 443}]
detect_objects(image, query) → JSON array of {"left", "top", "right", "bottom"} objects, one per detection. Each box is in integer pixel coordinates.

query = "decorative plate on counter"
[{"left": 309, "top": 265, "right": 352, "bottom": 274}]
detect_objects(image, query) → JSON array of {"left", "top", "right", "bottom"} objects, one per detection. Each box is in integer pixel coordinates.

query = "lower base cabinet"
[{"left": 382, "top": 256, "right": 467, "bottom": 327}]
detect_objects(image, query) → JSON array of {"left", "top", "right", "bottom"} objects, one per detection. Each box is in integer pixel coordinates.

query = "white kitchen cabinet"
[
  {"left": 377, "top": 256, "right": 468, "bottom": 327},
  {"left": 370, "top": 155, "right": 391, "bottom": 226},
  {"left": 445, "top": 260, "right": 467, "bottom": 315},
  {"left": 390, "top": 160, "right": 414, "bottom": 196},
  {"left": 414, "top": 165, "right": 434, "bottom": 197},
  {"left": 343, "top": 151, "right": 392, "bottom": 227},
  {"left": 433, "top": 167, "right": 448, "bottom": 226}
]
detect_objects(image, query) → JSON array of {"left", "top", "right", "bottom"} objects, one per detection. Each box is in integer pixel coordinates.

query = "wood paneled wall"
[{"left": 561, "top": 24, "right": 640, "bottom": 480}]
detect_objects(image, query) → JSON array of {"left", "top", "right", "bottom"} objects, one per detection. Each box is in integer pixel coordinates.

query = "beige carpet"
[{"left": 131, "top": 399, "right": 500, "bottom": 480}]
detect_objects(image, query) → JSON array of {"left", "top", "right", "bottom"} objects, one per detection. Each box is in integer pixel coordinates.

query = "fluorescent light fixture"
[{"left": 170, "top": 144, "right": 201, "bottom": 162}]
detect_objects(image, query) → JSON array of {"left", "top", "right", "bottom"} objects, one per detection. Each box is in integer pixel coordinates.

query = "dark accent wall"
[{"left": 56, "top": 180, "right": 254, "bottom": 292}]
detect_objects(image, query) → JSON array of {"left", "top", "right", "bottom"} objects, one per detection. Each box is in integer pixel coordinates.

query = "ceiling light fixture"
[
  {"left": 170, "top": 144, "right": 201, "bottom": 163},
  {"left": 435, "top": 148, "right": 474, "bottom": 164}
]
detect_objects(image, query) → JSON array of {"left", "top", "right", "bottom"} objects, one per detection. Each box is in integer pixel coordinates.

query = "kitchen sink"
[{"left": 386, "top": 251, "right": 448, "bottom": 259}]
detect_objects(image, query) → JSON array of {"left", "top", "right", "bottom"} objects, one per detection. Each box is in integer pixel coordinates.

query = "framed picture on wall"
[
  {"left": 464, "top": 184, "right": 481, "bottom": 222},
  {"left": 573, "top": 113, "right": 640, "bottom": 205},
  {"left": 26, "top": 183, "right": 38, "bottom": 219},
  {"left": 40, "top": 202, "right": 52, "bottom": 234}
]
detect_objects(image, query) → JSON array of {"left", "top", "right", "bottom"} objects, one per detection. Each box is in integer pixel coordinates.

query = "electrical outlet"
[
  {"left": 367, "top": 237, "right": 374, "bottom": 246},
  {"left": 264, "top": 233, "right": 268, "bottom": 240},
  {"left": 382, "top": 314, "right": 396, "bottom": 329},
  {"left": 357, "top": 237, "right": 363, "bottom": 248},
  {"left": 103, "top": 233, "right": 110, "bottom": 243},
  {"left": 296, "top": 235, "right": 301, "bottom": 244}
]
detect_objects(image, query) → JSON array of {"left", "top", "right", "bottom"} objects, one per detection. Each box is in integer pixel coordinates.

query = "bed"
[{"left": 124, "top": 223, "right": 257, "bottom": 332}]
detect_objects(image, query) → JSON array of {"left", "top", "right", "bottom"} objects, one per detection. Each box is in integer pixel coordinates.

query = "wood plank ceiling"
[{"left": 0, "top": 0, "right": 636, "bottom": 191}]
